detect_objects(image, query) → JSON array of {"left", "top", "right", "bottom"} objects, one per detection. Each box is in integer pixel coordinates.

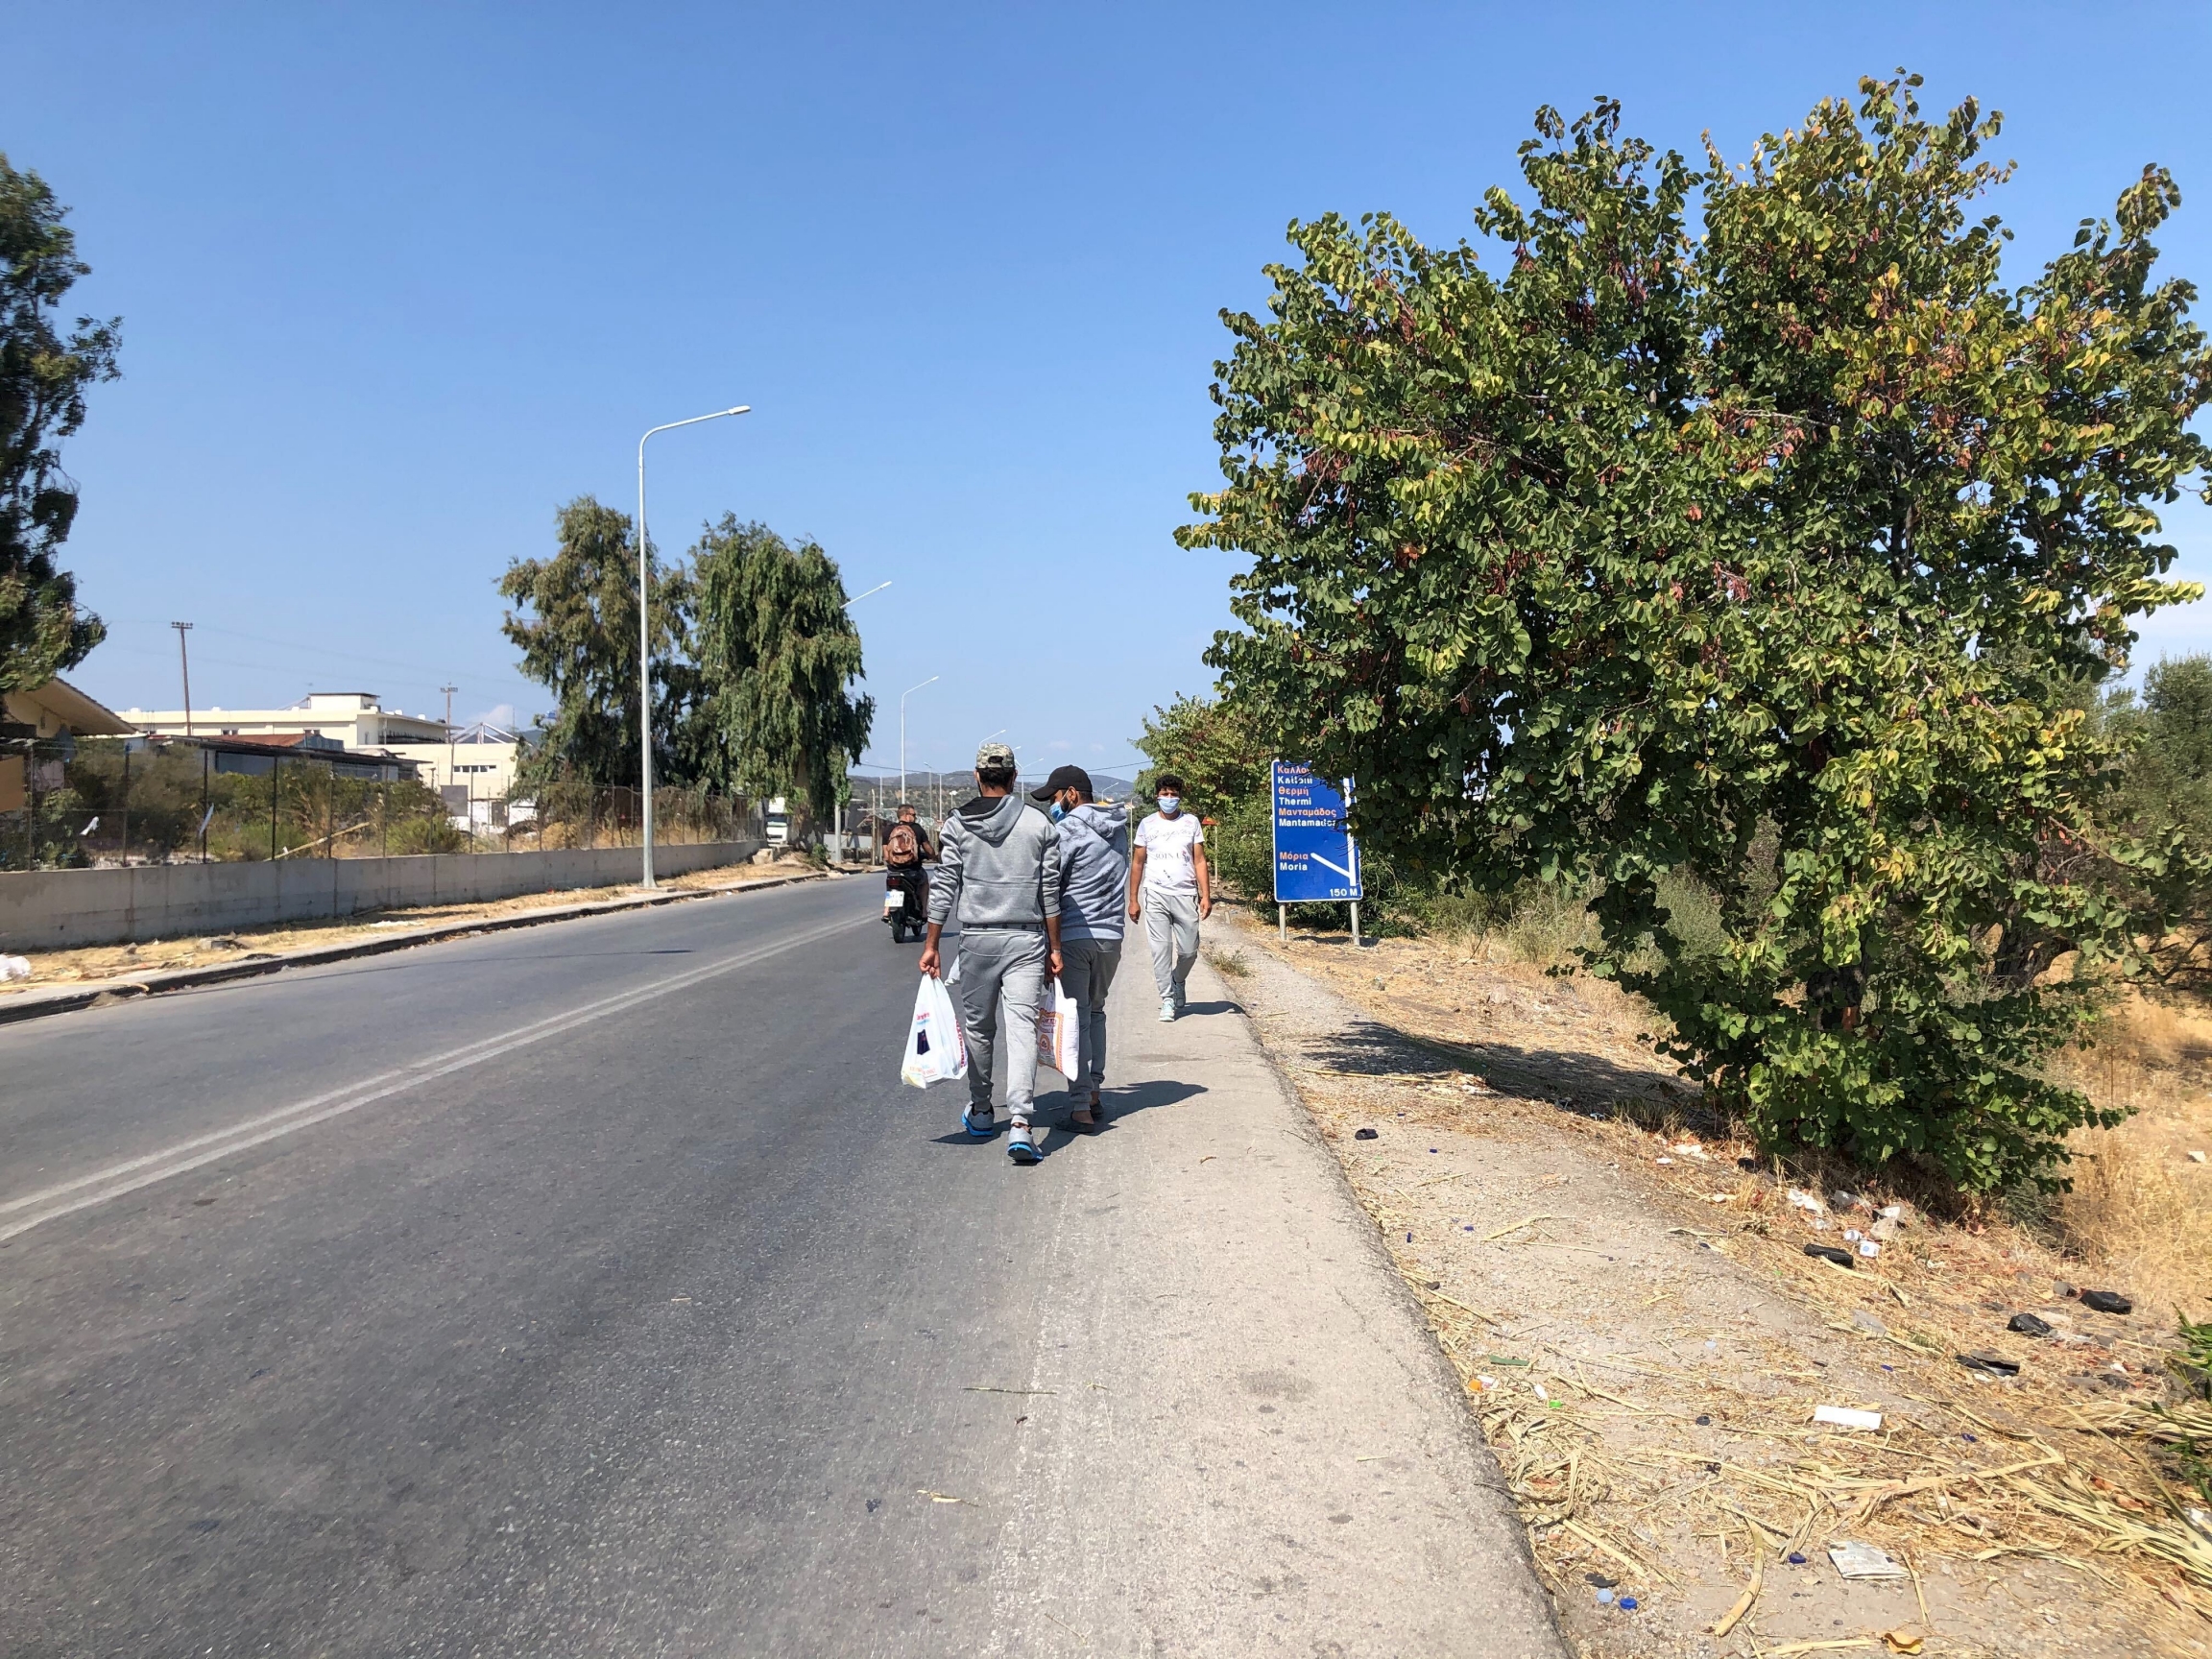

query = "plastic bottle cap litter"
[{"left": 1814, "top": 1405, "right": 1884, "bottom": 1431}]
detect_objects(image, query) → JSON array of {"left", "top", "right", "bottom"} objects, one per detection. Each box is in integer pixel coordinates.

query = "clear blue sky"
[{"left": 12, "top": 2, "right": 2211, "bottom": 779}]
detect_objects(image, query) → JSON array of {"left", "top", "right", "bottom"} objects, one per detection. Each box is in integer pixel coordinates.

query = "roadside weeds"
[{"left": 1214, "top": 907, "right": 2212, "bottom": 1659}]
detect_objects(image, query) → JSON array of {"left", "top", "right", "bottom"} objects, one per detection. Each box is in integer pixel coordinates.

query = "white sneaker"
[{"left": 1159, "top": 998, "right": 1177, "bottom": 1022}]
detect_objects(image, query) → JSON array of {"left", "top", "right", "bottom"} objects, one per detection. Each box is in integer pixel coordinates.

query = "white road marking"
[{"left": 0, "top": 911, "right": 869, "bottom": 1245}]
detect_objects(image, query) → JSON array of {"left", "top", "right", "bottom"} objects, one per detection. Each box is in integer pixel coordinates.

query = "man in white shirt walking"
[{"left": 1127, "top": 773, "right": 1211, "bottom": 1022}]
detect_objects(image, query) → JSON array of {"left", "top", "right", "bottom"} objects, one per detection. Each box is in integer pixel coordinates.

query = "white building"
[
  {"left": 386, "top": 722, "right": 523, "bottom": 797},
  {"left": 120, "top": 691, "right": 450, "bottom": 748}
]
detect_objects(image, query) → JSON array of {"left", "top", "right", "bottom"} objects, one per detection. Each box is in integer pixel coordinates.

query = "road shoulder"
[
  {"left": 1207, "top": 907, "right": 2200, "bottom": 1659},
  {"left": 975, "top": 944, "right": 1568, "bottom": 1656}
]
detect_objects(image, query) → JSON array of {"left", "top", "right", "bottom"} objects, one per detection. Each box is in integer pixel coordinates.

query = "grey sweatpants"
[
  {"left": 1058, "top": 936, "right": 1121, "bottom": 1092},
  {"left": 955, "top": 926, "right": 1049, "bottom": 1116},
  {"left": 1142, "top": 888, "right": 1200, "bottom": 1001}
]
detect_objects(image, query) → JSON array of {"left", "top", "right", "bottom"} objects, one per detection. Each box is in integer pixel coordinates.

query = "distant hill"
[{"left": 847, "top": 767, "right": 1142, "bottom": 816}]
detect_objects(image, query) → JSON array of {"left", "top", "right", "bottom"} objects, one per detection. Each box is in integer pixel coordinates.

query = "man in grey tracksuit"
[
  {"left": 921, "top": 741, "right": 1063, "bottom": 1165},
  {"left": 1030, "top": 764, "right": 1127, "bottom": 1131}
]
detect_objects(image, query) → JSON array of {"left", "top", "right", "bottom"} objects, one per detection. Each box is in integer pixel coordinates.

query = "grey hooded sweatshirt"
[
  {"left": 928, "top": 793, "right": 1063, "bottom": 929},
  {"left": 1053, "top": 801, "right": 1129, "bottom": 942}
]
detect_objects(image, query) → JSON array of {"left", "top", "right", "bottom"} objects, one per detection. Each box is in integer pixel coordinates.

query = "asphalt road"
[{"left": 0, "top": 874, "right": 1565, "bottom": 1658}]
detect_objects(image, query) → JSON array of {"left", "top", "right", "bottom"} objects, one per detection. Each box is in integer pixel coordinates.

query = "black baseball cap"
[{"left": 1028, "top": 764, "right": 1093, "bottom": 802}]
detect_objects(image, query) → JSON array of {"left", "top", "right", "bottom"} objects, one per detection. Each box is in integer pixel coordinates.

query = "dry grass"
[
  {"left": 1407, "top": 901, "right": 2212, "bottom": 1325},
  {"left": 1225, "top": 912, "right": 2212, "bottom": 1651},
  {"left": 2054, "top": 998, "right": 2212, "bottom": 1327}
]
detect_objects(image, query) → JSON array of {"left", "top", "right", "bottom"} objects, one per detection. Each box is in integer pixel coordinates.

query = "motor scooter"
[{"left": 884, "top": 864, "right": 929, "bottom": 944}]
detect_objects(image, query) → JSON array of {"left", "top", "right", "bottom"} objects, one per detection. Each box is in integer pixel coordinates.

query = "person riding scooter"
[{"left": 882, "top": 803, "right": 935, "bottom": 943}]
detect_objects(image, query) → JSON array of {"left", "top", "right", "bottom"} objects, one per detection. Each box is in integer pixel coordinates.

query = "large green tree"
[
  {"left": 1181, "top": 78, "right": 2211, "bottom": 1192},
  {"left": 1, "top": 156, "right": 119, "bottom": 694},
  {"left": 690, "top": 517, "right": 873, "bottom": 833},
  {"left": 498, "top": 495, "right": 703, "bottom": 788}
]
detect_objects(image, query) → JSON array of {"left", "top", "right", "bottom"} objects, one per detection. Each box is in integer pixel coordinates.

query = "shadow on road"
[{"left": 923, "top": 1079, "right": 1210, "bottom": 1150}]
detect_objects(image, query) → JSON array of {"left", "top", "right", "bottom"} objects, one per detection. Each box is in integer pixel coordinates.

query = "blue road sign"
[{"left": 1272, "top": 761, "right": 1362, "bottom": 902}]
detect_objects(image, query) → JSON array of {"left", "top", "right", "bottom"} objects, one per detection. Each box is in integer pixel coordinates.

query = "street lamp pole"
[
  {"left": 827, "top": 582, "right": 891, "bottom": 863},
  {"left": 900, "top": 676, "right": 939, "bottom": 807},
  {"left": 637, "top": 404, "right": 749, "bottom": 887}
]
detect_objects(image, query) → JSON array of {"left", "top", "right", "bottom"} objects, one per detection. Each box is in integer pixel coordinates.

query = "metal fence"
[{"left": 0, "top": 735, "right": 762, "bottom": 872}]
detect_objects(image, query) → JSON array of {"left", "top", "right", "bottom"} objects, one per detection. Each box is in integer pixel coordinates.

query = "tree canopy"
[
  {"left": 691, "top": 517, "right": 873, "bottom": 830},
  {"left": 497, "top": 495, "right": 700, "bottom": 789},
  {"left": 1180, "top": 76, "right": 2212, "bottom": 1191},
  {"left": 0, "top": 156, "right": 119, "bottom": 695},
  {"left": 499, "top": 506, "right": 873, "bottom": 828}
]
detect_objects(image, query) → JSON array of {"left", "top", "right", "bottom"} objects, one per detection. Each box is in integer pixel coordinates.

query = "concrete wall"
[{"left": 0, "top": 841, "right": 766, "bottom": 950}]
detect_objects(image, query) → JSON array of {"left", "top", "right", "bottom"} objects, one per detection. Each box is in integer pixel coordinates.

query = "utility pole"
[
  {"left": 171, "top": 622, "right": 195, "bottom": 735},
  {"left": 441, "top": 683, "right": 458, "bottom": 808}
]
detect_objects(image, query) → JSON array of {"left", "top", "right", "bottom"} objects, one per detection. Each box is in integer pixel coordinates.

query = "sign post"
[{"left": 1271, "top": 760, "right": 1363, "bottom": 945}]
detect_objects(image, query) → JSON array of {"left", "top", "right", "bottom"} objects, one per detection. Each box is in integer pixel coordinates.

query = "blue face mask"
[
  {"left": 1048, "top": 802, "right": 1067, "bottom": 821},
  {"left": 1157, "top": 795, "right": 1181, "bottom": 814}
]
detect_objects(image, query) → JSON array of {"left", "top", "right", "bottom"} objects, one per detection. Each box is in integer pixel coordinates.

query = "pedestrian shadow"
[
  {"left": 921, "top": 1079, "right": 1209, "bottom": 1149},
  {"left": 1038, "top": 1077, "right": 1207, "bottom": 1148},
  {"left": 1175, "top": 999, "right": 1240, "bottom": 1018}
]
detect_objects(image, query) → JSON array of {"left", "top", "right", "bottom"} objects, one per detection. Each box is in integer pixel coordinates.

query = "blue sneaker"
[
  {"left": 1006, "top": 1119, "right": 1040, "bottom": 1165},
  {"left": 962, "top": 1103, "right": 996, "bottom": 1140}
]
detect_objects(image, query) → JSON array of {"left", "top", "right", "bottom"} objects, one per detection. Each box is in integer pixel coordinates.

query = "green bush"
[{"left": 1181, "top": 82, "right": 2207, "bottom": 1193}]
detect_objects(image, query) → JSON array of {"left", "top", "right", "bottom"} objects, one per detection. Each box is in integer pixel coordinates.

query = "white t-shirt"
[{"left": 1136, "top": 810, "right": 1205, "bottom": 893}]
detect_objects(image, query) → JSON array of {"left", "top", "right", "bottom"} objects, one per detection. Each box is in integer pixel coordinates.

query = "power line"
[{"left": 102, "top": 619, "right": 529, "bottom": 687}]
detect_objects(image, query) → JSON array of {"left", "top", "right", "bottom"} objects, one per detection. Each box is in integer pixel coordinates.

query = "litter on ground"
[
  {"left": 1828, "top": 1540, "right": 1909, "bottom": 1579},
  {"left": 1813, "top": 1405, "right": 1884, "bottom": 1431}
]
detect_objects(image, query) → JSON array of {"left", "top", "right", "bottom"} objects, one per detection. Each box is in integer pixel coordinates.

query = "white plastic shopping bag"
[
  {"left": 901, "top": 974, "right": 968, "bottom": 1088},
  {"left": 1033, "top": 979, "right": 1081, "bottom": 1079}
]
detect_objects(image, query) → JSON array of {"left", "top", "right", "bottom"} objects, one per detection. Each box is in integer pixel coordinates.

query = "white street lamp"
[
  {"left": 637, "top": 403, "right": 749, "bottom": 888},
  {"left": 845, "top": 581, "right": 892, "bottom": 609},
  {"left": 901, "top": 676, "right": 939, "bottom": 806}
]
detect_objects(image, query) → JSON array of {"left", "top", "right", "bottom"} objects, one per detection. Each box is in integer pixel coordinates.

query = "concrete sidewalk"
[{"left": 977, "top": 947, "right": 1566, "bottom": 1656}]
